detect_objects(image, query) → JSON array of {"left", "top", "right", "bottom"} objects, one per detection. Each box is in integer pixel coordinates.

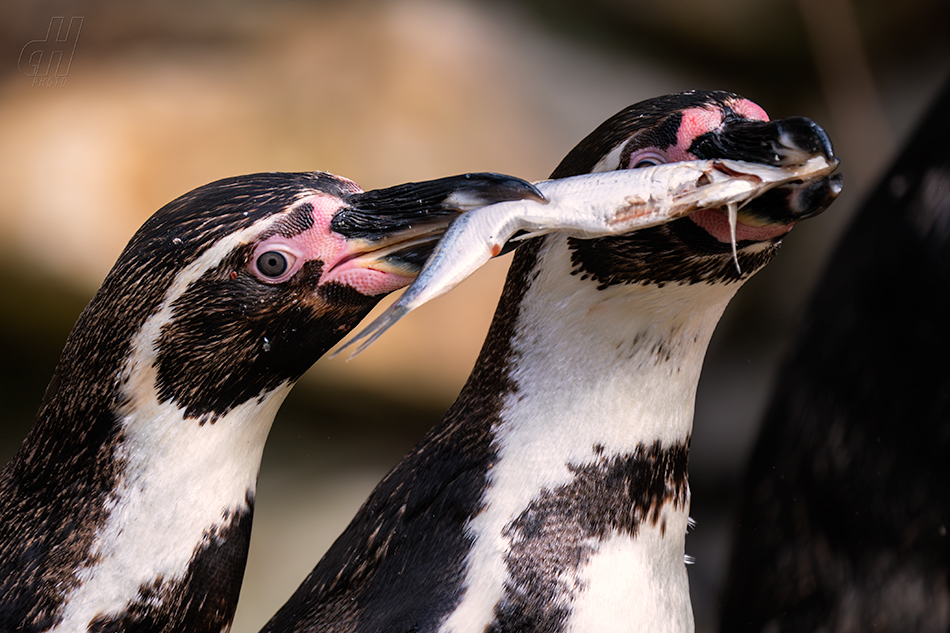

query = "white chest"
[
  {"left": 50, "top": 364, "right": 289, "bottom": 632},
  {"left": 441, "top": 235, "right": 740, "bottom": 633}
]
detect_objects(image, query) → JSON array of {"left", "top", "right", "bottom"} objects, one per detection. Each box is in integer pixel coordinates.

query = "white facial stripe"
[
  {"left": 441, "top": 235, "right": 741, "bottom": 633},
  {"left": 590, "top": 141, "right": 627, "bottom": 174},
  {"left": 52, "top": 210, "right": 301, "bottom": 630},
  {"left": 121, "top": 214, "right": 290, "bottom": 406},
  {"left": 53, "top": 383, "right": 290, "bottom": 631}
]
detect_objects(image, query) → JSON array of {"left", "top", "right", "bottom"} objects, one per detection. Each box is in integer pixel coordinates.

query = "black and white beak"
[
  {"left": 325, "top": 173, "right": 546, "bottom": 289},
  {"left": 688, "top": 115, "right": 843, "bottom": 230}
]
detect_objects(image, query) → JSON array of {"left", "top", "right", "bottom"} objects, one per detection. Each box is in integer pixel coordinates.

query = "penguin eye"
[
  {"left": 257, "top": 251, "right": 288, "bottom": 277},
  {"left": 627, "top": 150, "right": 667, "bottom": 169},
  {"left": 253, "top": 249, "right": 298, "bottom": 281},
  {"left": 249, "top": 239, "right": 304, "bottom": 283}
]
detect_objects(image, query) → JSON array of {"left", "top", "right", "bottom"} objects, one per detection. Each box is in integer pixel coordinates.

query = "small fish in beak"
[{"left": 337, "top": 154, "right": 839, "bottom": 357}]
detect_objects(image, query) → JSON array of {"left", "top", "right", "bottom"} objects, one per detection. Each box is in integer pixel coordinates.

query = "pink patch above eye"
[
  {"left": 679, "top": 107, "right": 724, "bottom": 144},
  {"left": 671, "top": 107, "right": 724, "bottom": 160},
  {"left": 674, "top": 99, "right": 771, "bottom": 156},
  {"left": 248, "top": 194, "right": 346, "bottom": 283},
  {"left": 246, "top": 193, "right": 419, "bottom": 296},
  {"left": 731, "top": 98, "right": 769, "bottom": 122}
]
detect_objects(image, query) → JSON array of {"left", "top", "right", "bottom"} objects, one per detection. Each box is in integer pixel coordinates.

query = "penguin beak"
[
  {"left": 690, "top": 115, "right": 836, "bottom": 167},
  {"left": 690, "top": 116, "right": 842, "bottom": 229},
  {"left": 326, "top": 172, "right": 545, "bottom": 280}
]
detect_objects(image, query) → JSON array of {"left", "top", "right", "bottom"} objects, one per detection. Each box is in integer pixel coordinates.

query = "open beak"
[
  {"left": 689, "top": 115, "right": 843, "bottom": 237},
  {"left": 324, "top": 172, "right": 545, "bottom": 284}
]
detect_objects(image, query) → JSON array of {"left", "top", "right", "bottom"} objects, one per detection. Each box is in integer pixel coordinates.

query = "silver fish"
[{"left": 337, "top": 156, "right": 838, "bottom": 357}]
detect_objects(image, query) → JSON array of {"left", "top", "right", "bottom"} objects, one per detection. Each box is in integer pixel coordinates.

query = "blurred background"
[{"left": 1, "top": 0, "right": 948, "bottom": 630}]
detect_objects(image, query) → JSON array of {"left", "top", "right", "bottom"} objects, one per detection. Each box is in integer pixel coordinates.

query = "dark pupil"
[
  {"left": 634, "top": 159, "right": 658, "bottom": 168},
  {"left": 257, "top": 251, "right": 288, "bottom": 277}
]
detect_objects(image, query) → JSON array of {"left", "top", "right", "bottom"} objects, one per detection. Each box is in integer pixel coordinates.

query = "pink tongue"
[{"left": 689, "top": 208, "right": 794, "bottom": 243}]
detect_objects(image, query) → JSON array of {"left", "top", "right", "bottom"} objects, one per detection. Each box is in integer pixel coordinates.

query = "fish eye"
[{"left": 256, "top": 250, "right": 290, "bottom": 278}]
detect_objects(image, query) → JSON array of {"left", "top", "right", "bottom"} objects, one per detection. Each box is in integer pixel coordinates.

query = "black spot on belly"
[
  {"left": 258, "top": 241, "right": 546, "bottom": 633},
  {"left": 488, "top": 439, "right": 690, "bottom": 633}
]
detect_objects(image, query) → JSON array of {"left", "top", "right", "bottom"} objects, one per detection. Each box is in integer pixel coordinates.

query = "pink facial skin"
[
  {"left": 247, "top": 194, "right": 414, "bottom": 298},
  {"left": 689, "top": 208, "right": 794, "bottom": 243},
  {"left": 626, "top": 97, "right": 795, "bottom": 244}
]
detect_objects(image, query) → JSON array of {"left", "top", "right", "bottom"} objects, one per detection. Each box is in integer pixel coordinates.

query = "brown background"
[{"left": 1, "top": 1, "right": 947, "bottom": 630}]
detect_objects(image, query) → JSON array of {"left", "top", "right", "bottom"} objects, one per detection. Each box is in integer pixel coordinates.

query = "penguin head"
[
  {"left": 552, "top": 90, "right": 842, "bottom": 287},
  {"left": 43, "top": 171, "right": 542, "bottom": 424},
  {"left": 5, "top": 170, "right": 545, "bottom": 633}
]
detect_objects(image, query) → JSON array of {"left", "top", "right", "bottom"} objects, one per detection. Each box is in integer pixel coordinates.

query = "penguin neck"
[
  {"left": 1, "top": 308, "right": 291, "bottom": 633},
  {"left": 503, "top": 233, "right": 741, "bottom": 454},
  {"left": 443, "top": 234, "right": 743, "bottom": 633},
  {"left": 48, "top": 382, "right": 288, "bottom": 633}
]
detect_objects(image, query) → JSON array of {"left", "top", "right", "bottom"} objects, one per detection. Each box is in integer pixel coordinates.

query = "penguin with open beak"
[
  {"left": 260, "top": 90, "right": 841, "bottom": 633},
  {"left": 0, "top": 170, "right": 542, "bottom": 633}
]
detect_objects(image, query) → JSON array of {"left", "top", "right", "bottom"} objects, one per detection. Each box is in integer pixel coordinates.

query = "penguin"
[
  {"left": 259, "top": 90, "right": 842, "bottom": 633},
  {"left": 0, "top": 170, "right": 543, "bottom": 633},
  {"left": 720, "top": 80, "right": 950, "bottom": 632}
]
